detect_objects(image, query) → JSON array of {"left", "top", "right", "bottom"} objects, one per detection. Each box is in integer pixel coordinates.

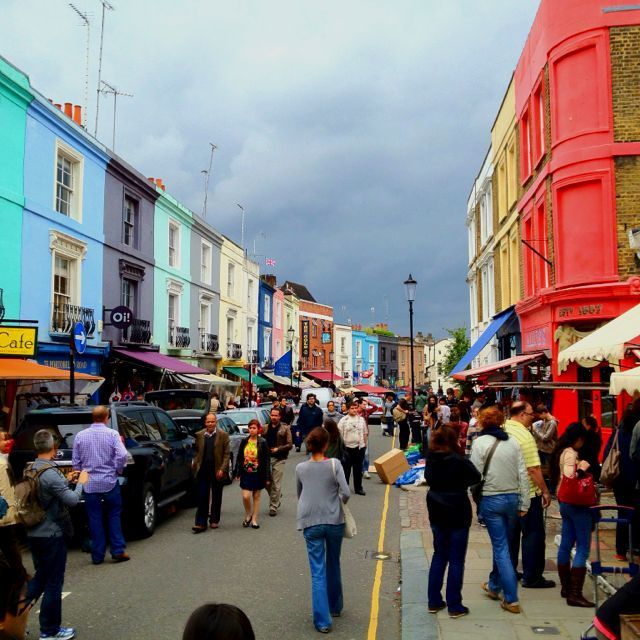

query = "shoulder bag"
[
  {"left": 331, "top": 459, "right": 357, "bottom": 538},
  {"left": 471, "top": 438, "right": 500, "bottom": 507},
  {"left": 600, "top": 429, "right": 621, "bottom": 488},
  {"left": 557, "top": 466, "right": 598, "bottom": 507}
]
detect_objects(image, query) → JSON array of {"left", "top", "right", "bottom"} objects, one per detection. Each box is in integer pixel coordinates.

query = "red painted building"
[{"left": 514, "top": 0, "right": 640, "bottom": 434}]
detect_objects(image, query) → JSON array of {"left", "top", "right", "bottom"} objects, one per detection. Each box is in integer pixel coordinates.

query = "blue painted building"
[
  {"left": 258, "top": 277, "right": 274, "bottom": 368},
  {"left": 351, "top": 328, "right": 379, "bottom": 386},
  {"left": 21, "top": 93, "right": 109, "bottom": 375}
]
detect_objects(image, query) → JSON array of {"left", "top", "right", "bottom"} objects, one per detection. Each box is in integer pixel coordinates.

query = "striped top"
[{"left": 505, "top": 419, "right": 541, "bottom": 498}]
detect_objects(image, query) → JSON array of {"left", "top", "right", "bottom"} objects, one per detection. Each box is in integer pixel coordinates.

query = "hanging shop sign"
[
  {"left": 302, "top": 320, "right": 310, "bottom": 357},
  {"left": 321, "top": 332, "right": 331, "bottom": 344},
  {"left": 0, "top": 325, "right": 38, "bottom": 357},
  {"left": 109, "top": 306, "right": 134, "bottom": 330}
]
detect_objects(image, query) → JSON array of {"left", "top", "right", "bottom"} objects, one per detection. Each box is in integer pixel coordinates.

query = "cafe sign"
[{"left": 0, "top": 325, "right": 38, "bottom": 357}]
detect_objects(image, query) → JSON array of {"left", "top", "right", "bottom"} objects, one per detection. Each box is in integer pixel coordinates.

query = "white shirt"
[{"left": 338, "top": 414, "right": 366, "bottom": 449}]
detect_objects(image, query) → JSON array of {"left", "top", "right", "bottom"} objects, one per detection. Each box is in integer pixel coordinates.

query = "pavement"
[{"left": 399, "top": 486, "right": 599, "bottom": 640}]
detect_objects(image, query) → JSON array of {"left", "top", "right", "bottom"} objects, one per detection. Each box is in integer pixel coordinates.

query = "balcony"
[
  {"left": 121, "top": 318, "right": 152, "bottom": 345},
  {"left": 227, "top": 343, "right": 242, "bottom": 359},
  {"left": 51, "top": 303, "right": 96, "bottom": 337},
  {"left": 262, "top": 357, "right": 274, "bottom": 369},
  {"left": 168, "top": 324, "right": 190, "bottom": 349},
  {"left": 249, "top": 349, "right": 259, "bottom": 364},
  {"left": 199, "top": 331, "right": 219, "bottom": 354}
]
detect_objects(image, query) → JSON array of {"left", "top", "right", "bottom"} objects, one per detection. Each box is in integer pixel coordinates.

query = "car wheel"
[{"left": 138, "top": 482, "right": 157, "bottom": 538}]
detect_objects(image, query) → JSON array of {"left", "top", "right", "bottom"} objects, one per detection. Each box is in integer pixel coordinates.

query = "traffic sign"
[
  {"left": 110, "top": 305, "right": 134, "bottom": 329},
  {"left": 72, "top": 322, "right": 87, "bottom": 355}
]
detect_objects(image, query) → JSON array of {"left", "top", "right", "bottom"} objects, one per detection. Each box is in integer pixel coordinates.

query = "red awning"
[
  {"left": 452, "top": 353, "right": 544, "bottom": 381},
  {"left": 355, "top": 384, "right": 390, "bottom": 395},
  {"left": 113, "top": 349, "right": 209, "bottom": 375},
  {"left": 305, "top": 370, "right": 342, "bottom": 382}
]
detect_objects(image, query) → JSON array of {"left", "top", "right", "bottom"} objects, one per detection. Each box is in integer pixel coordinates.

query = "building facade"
[
  {"left": 258, "top": 277, "right": 274, "bottom": 368},
  {"left": 244, "top": 256, "right": 260, "bottom": 367},
  {"left": 351, "top": 327, "right": 378, "bottom": 386},
  {"left": 333, "top": 323, "right": 353, "bottom": 384},
  {"left": 377, "top": 334, "right": 399, "bottom": 387},
  {"left": 283, "top": 287, "right": 300, "bottom": 370},
  {"left": 271, "top": 285, "right": 284, "bottom": 360}
]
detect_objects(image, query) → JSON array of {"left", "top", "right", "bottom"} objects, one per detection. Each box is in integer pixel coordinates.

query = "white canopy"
[
  {"left": 174, "top": 373, "right": 239, "bottom": 388},
  {"left": 609, "top": 365, "right": 640, "bottom": 396},
  {"left": 557, "top": 302, "right": 640, "bottom": 368}
]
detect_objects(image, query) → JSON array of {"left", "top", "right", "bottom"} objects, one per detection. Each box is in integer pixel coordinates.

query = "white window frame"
[
  {"left": 274, "top": 300, "right": 282, "bottom": 329},
  {"left": 200, "top": 240, "right": 212, "bottom": 285},
  {"left": 49, "top": 230, "right": 86, "bottom": 314},
  {"left": 247, "top": 279, "right": 255, "bottom": 311},
  {"left": 168, "top": 219, "right": 181, "bottom": 268},
  {"left": 355, "top": 340, "right": 362, "bottom": 358},
  {"left": 199, "top": 300, "right": 211, "bottom": 334},
  {"left": 467, "top": 216, "right": 476, "bottom": 262},
  {"left": 53, "top": 140, "right": 84, "bottom": 221},
  {"left": 166, "top": 278, "right": 184, "bottom": 329},
  {"left": 227, "top": 262, "right": 235, "bottom": 298},
  {"left": 264, "top": 294, "right": 271, "bottom": 323},
  {"left": 369, "top": 344, "right": 375, "bottom": 363},
  {"left": 469, "top": 277, "right": 478, "bottom": 329},
  {"left": 226, "top": 315, "right": 235, "bottom": 344},
  {"left": 123, "top": 195, "right": 138, "bottom": 248}
]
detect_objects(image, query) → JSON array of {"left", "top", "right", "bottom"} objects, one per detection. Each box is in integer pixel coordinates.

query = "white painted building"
[{"left": 333, "top": 323, "right": 353, "bottom": 386}]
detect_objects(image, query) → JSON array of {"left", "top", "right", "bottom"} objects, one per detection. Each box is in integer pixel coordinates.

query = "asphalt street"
[{"left": 23, "top": 427, "right": 402, "bottom": 640}]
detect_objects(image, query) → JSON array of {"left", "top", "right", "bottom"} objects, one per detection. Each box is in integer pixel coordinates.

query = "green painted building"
[{"left": 0, "top": 57, "right": 31, "bottom": 318}]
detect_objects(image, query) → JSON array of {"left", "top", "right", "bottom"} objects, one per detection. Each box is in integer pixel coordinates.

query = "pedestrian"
[
  {"left": 414, "top": 389, "right": 427, "bottom": 415},
  {"left": 505, "top": 402, "right": 555, "bottom": 589},
  {"left": 210, "top": 392, "right": 221, "bottom": 413},
  {"left": 0, "top": 555, "right": 32, "bottom": 640},
  {"left": 192, "top": 413, "right": 230, "bottom": 533},
  {"left": 323, "top": 419, "right": 345, "bottom": 462},
  {"left": 437, "top": 398, "right": 451, "bottom": 425},
  {"left": 295, "top": 393, "right": 324, "bottom": 452},
  {"left": 234, "top": 419, "right": 271, "bottom": 529},
  {"left": 425, "top": 425, "right": 481, "bottom": 618},
  {"left": 549, "top": 422, "right": 595, "bottom": 607},
  {"left": 278, "top": 397, "right": 295, "bottom": 426},
  {"left": 264, "top": 407, "right": 293, "bottom": 517},
  {"left": 393, "top": 398, "right": 410, "bottom": 450},
  {"left": 464, "top": 406, "right": 480, "bottom": 457},
  {"left": 27, "top": 430, "right": 89, "bottom": 640},
  {"left": 445, "top": 388, "right": 458, "bottom": 407},
  {"left": 447, "top": 407, "right": 468, "bottom": 454},
  {"left": 324, "top": 400, "right": 341, "bottom": 422},
  {"left": 71, "top": 405, "right": 129, "bottom": 565},
  {"left": 580, "top": 416, "right": 602, "bottom": 482},
  {"left": 470, "top": 407, "right": 530, "bottom": 614},
  {"left": 603, "top": 400, "right": 640, "bottom": 559},
  {"left": 296, "top": 427, "right": 350, "bottom": 634},
  {"left": 532, "top": 404, "right": 558, "bottom": 485},
  {"left": 357, "top": 398, "right": 375, "bottom": 480},
  {"left": 182, "top": 603, "right": 255, "bottom": 640},
  {"left": 337, "top": 402, "right": 367, "bottom": 495},
  {"left": 382, "top": 393, "right": 396, "bottom": 437}
]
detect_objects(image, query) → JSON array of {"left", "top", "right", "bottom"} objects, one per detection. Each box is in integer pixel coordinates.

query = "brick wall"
[
  {"left": 611, "top": 26, "right": 640, "bottom": 143},
  {"left": 614, "top": 155, "right": 640, "bottom": 278},
  {"left": 545, "top": 176, "right": 556, "bottom": 286}
]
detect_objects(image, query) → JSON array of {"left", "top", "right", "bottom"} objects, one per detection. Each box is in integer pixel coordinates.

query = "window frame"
[
  {"left": 227, "top": 262, "right": 235, "bottom": 297},
  {"left": 200, "top": 239, "right": 212, "bottom": 285},
  {"left": 122, "top": 194, "right": 139, "bottom": 248},
  {"left": 53, "top": 139, "right": 84, "bottom": 221},
  {"left": 168, "top": 219, "right": 181, "bottom": 268}
]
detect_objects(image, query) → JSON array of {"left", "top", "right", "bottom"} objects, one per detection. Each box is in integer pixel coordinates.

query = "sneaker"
[
  {"left": 481, "top": 582, "right": 500, "bottom": 600},
  {"left": 449, "top": 606, "right": 469, "bottom": 618},
  {"left": 363, "top": 471, "right": 371, "bottom": 479},
  {"left": 111, "top": 553, "right": 131, "bottom": 563},
  {"left": 269, "top": 508, "right": 277, "bottom": 517},
  {"left": 40, "top": 627, "right": 76, "bottom": 639},
  {"left": 428, "top": 603, "right": 446, "bottom": 614},
  {"left": 501, "top": 601, "right": 521, "bottom": 614}
]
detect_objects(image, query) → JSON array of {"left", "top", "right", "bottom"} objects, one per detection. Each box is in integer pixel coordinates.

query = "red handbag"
[{"left": 557, "top": 471, "right": 598, "bottom": 506}]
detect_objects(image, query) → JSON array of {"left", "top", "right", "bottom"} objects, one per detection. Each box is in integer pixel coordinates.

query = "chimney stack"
[
  {"left": 63, "top": 103, "right": 73, "bottom": 118},
  {"left": 263, "top": 274, "right": 277, "bottom": 287},
  {"left": 73, "top": 105, "right": 82, "bottom": 126}
]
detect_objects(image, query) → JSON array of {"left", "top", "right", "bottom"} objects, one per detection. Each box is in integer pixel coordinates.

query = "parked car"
[
  {"left": 300, "top": 387, "right": 334, "bottom": 409},
  {"left": 215, "top": 415, "right": 244, "bottom": 481},
  {"left": 221, "top": 407, "right": 270, "bottom": 434},
  {"left": 9, "top": 401, "right": 195, "bottom": 538},
  {"left": 144, "top": 389, "right": 210, "bottom": 436},
  {"left": 365, "top": 395, "right": 384, "bottom": 424}
]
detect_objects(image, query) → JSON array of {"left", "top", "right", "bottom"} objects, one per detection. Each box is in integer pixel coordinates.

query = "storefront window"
[
  {"left": 599, "top": 367, "right": 617, "bottom": 429},
  {"left": 577, "top": 366, "right": 593, "bottom": 421}
]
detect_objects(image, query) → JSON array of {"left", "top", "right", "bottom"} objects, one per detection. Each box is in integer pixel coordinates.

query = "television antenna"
[
  {"left": 69, "top": 4, "right": 91, "bottom": 127},
  {"left": 201, "top": 142, "right": 217, "bottom": 218},
  {"left": 98, "top": 79, "right": 133, "bottom": 150},
  {"left": 94, "top": 0, "right": 115, "bottom": 136}
]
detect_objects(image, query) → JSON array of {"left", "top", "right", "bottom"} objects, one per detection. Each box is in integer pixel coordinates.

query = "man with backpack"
[{"left": 24, "top": 429, "right": 88, "bottom": 640}]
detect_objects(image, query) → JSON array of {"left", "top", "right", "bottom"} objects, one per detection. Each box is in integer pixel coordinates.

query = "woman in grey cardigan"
[
  {"left": 470, "top": 406, "right": 530, "bottom": 614},
  {"left": 296, "top": 427, "right": 350, "bottom": 634}
]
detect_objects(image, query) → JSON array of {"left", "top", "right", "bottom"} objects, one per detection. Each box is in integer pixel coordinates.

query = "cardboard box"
[
  {"left": 621, "top": 615, "right": 640, "bottom": 640},
  {"left": 374, "top": 448, "right": 409, "bottom": 484}
]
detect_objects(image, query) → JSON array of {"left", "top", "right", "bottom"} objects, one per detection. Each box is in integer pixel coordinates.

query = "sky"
[{"left": 2, "top": 0, "right": 540, "bottom": 338}]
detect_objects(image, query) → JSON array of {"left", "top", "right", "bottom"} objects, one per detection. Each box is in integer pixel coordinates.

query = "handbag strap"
[{"left": 482, "top": 438, "right": 501, "bottom": 479}]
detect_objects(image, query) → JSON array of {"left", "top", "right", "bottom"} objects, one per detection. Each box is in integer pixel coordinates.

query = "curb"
[{"left": 400, "top": 530, "right": 439, "bottom": 640}]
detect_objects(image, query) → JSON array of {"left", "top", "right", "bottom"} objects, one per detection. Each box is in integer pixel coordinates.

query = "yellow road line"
[{"left": 367, "top": 432, "right": 396, "bottom": 640}]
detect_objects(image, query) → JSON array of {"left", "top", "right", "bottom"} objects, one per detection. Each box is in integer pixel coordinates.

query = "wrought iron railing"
[
  {"left": 121, "top": 318, "right": 152, "bottom": 345},
  {"left": 168, "top": 324, "right": 190, "bottom": 348},
  {"left": 199, "top": 331, "right": 219, "bottom": 353},
  {"left": 249, "top": 349, "right": 259, "bottom": 364},
  {"left": 262, "top": 357, "right": 274, "bottom": 369},
  {"left": 51, "top": 303, "right": 96, "bottom": 337},
  {"left": 227, "top": 343, "right": 242, "bottom": 359},
  {"left": 0, "top": 288, "right": 5, "bottom": 322}
]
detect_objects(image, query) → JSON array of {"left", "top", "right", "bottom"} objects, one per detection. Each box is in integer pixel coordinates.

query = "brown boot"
[
  {"left": 557, "top": 563, "right": 571, "bottom": 598},
  {"left": 566, "top": 567, "right": 595, "bottom": 607}
]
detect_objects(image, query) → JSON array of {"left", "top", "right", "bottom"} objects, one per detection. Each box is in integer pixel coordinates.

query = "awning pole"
[{"left": 159, "top": 368, "right": 166, "bottom": 390}]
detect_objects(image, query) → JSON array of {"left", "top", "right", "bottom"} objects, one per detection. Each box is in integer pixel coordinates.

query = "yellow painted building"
[{"left": 282, "top": 287, "right": 300, "bottom": 369}]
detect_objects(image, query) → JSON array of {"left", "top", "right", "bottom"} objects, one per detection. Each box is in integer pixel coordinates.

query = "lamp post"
[
  {"left": 404, "top": 274, "right": 417, "bottom": 407},
  {"left": 287, "top": 326, "right": 295, "bottom": 387},
  {"left": 236, "top": 203, "right": 245, "bottom": 250}
]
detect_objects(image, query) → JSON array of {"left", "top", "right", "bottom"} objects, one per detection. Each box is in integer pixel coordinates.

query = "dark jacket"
[
  {"left": 263, "top": 420, "right": 293, "bottom": 460},
  {"left": 604, "top": 427, "right": 638, "bottom": 490},
  {"left": 296, "top": 403, "right": 324, "bottom": 437},
  {"left": 424, "top": 450, "right": 481, "bottom": 529},
  {"left": 280, "top": 404, "right": 294, "bottom": 425},
  {"left": 325, "top": 434, "right": 346, "bottom": 461},
  {"left": 234, "top": 436, "right": 272, "bottom": 485},
  {"left": 581, "top": 429, "right": 602, "bottom": 482},
  {"left": 193, "top": 429, "right": 230, "bottom": 477}
]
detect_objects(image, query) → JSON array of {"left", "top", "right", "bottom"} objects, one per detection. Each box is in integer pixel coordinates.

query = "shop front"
[{"left": 36, "top": 342, "right": 107, "bottom": 377}]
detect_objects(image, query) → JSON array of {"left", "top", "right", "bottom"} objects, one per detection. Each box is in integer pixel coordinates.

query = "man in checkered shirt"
[{"left": 72, "top": 406, "right": 129, "bottom": 565}]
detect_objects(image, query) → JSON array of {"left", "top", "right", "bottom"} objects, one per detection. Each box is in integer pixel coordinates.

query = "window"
[
  {"left": 274, "top": 300, "right": 282, "bottom": 329},
  {"left": 381, "top": 346, "right": 386, "bottom": 360},
  {"left": 247, "top": 279, "right": 255, "bottom": 310},
  {"left": 535, "top": 199, "right": 550, "bottom": 290},
  {"left": 509, "top": 231, "right": 520, "bottom": 304},
  {"left": 168, "top": 221, "right": 180, "bottom": 267},
  {"left": 53, "top": 256, "right": 72, "bottom": 318},
  {"left": 469, "top": 278, "right": 478, "bottom": 327},
  {"left": 520, "top": 106, "right": 531, "bottom": 182},
  {"left": 341, "top": 337, "right": 346, "bottom": 353},
  {"left": 226, "top": 316, "right": 235, "bottom": 343},
  {"left": 531, "top": 79, "right": 545, "bottom": 167},
  {"left": 369, "top": 344, "right": 375, "bottom": 362},
  {"left": 50, "top": 231, "right": 86, "bottom": 330},
  {"left": 312, "top": 322, "right": 317, "bottom": 338},
  {"left": 227, "top": 263, "right": 235, "bottom": 297},
  {"left": 54, "top": 141, "right": 83, "bottom": 220},
  {"left": 480, "top": 188, "right": 493, "bottom": 244},
  {"left": 168, "top": 293, "right": 179, "bottom": 326},
  {"left": 264, "top": 294, "right": 271, "bottom": 322},
  {"left": 200, "top": 302, "right": 210, "bottom": 334},
  {"left": 201, "top": 241, "right": 212, "bottom": 284},
  {"left": 123, "top": 196, "right": 138, "bottom": 247},
  {"left": 355, "top": 340, "right": 362, "bottom": 358},
  {"left": 497, "top": 157, "right": 507, "bottom": 221},
  {"left": 154, "top": 411, "right": 179, "bottom": 442},
  {"left": 500, "top": 240, "right": 510, "bottom": 307},
  {"left": 121, "top": 278, "right": 137, "bottom": 313},
  {"left": 391, "top": 349, "right": 397, "bottom": 361},
  {"left": 467, "top": 216, "right": 476, "bottom": 262},
  {"left": 507, "top": 136, "right": 517, "bottom": 208}
]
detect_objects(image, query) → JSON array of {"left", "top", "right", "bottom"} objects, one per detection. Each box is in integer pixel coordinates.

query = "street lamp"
[
  {"left": 287, "top": 326, "right": 295, "bottom": 387},
  {"left": 404, "top": 274, "right": 417, "bottom": 406},
  {"left": 236, "top": 203, "right": 245, "bottom": 249}
]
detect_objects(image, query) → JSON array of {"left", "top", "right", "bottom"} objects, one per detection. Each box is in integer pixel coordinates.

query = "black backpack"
[{"left": 14, "top": 463, "right": 56, "bottom": 528}]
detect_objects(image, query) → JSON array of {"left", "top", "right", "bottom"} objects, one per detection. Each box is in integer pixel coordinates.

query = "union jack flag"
[{"left": 265, "top": 258, "right": 276, "bottom": 266}]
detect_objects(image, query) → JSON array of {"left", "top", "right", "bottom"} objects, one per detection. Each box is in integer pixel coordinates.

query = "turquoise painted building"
[
  {"left": 153, "top": 190, "right": 194, "bottom": 360},
  {"left": 352, "top": 329, "right": 379, "bottom": 386},
  {"left": 0, "top": 57, "right": 31, "bottom": 318}
]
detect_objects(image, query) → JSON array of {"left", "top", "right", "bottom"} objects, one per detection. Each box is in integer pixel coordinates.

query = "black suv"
[{"left": 9, "top": 401, "right": 195, "bottom": 538}]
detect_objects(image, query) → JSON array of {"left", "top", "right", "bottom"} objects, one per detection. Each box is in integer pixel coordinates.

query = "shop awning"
[
  {"left": 222, "top": 366, "right": 273, "bottom": 389},
  {"left": 113, "top": 348, "right": 209, "bottom": 375},
  {"left": 305, "top": 370, "right": 342, "bottom": 382},
  {"left": 355, "top": 384, "right": 390, "bottom": 395},
  {"left": 174, "top": 373, "right": 239, "bottom": 387},
  {"left": 557, "top": 303, "right": 640, "bottom": 368},
  {"left": 452, "top": 353, "right": 544, "bottom": 381},
  {"left": 260, "top": 371, "right": 296, "bottom": 387},
  {"left": 609, "top": 365, "right": 640, "bottom": 396},
  {"left": 0, "top": 359, "right": 101, "bottom": 381},
  {"left": 450, "top": 308, "right": 516, "bottom": 375}
]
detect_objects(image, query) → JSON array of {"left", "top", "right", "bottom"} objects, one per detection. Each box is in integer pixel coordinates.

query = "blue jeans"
[
  {"left": 84, "top": 483, "right": 126, "bottom": 562},
  {"left": 27, "top": 536, "right": 67, "bottom": 636},
  {"left": 480, "top": 493, "right": 520, "bottom": 604},
  {"left": 385, "top": 416, "right": 394, "bottom": 436},
  {"left": 558, "top": 502, "right": 593, "bottom": 568},
  {"left": 362, "top": 445, "right": 369, "bottom": 473},
  {"left": 509, "top": 495, "right": 546, "bottom": 584},
  {"left": 428, "top": 525, "right": 469, "bottom": 612},
  {"left": 303, "top": 523, "right": 345, "bottom": 630}
]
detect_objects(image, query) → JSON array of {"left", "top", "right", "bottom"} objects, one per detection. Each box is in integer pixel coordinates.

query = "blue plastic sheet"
[
  {"left": 405, "top": 451, "right": 421, "bottom": 466},
  {"left": 395, "top": 464, "right": 425, "bottom": 486}
]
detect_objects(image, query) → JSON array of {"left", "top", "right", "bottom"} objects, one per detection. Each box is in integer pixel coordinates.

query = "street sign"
[
  {"left": 71, "top": 322, "right": 87, "bottom": 355},
  {"left": 109, "top": 305, "right": 134, "bottom": 329}
]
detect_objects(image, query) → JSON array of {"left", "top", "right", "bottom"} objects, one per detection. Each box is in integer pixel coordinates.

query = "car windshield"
[
  {"left": 368, "top": 397, "right": 383, "bottom": 407},
  {"left": 224, "top": 410, "right": 258, "bottom": 426},
  {"left": 149, "top": 396, "right": 207, "bottom": 411},
  {"left": 16, "top": 413, "right": 94, "bottom": 450}
]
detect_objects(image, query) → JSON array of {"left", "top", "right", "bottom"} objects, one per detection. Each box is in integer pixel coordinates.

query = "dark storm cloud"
[{"left": 3, "top": 0, "right": 540, "bottom": 337}]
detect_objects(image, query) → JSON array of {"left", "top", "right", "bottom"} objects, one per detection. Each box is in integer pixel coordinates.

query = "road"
[{"left": 24, "top": 427, "right": 402, "bottom": 640}]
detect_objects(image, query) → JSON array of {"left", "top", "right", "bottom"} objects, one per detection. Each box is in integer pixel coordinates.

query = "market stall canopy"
[
  {"left": 452, "top": 353, "right": 544, "bottom": 381},
  {"left": 260, "top": 371, "right": 296, "bottom": 387},
  {"left": 222, "top": 366, "right": 273, "bottom": 389},
  {"left": 450, "top": 307, "right": 516, "bottom": 376},
  {"left": 557, "top": 303, "right": 640, "bottom": 369},
  {"left": 609, "top": 365, "right": 640, "bottom": 396},
  {"left": 174, "top": 373, "right": 239, "bottom": 387},
  {"left": 113, "top": 348, "right": 209, "bottom": 375},
  {"left": 305, "top": 370, "right": 342, "bottom": 382},
  {"left": 298, "top": 375, "right": 320, "bottom": 389},
  {"left": 0, "top": 359, "right": 101, "bottom": 381},
  {"left": 355, "top": 384, "right": 390, "bottom": 395}
]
